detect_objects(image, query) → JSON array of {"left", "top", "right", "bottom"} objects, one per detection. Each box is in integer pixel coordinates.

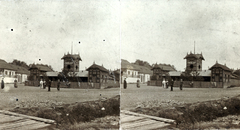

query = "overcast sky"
[
  {"left": 0, "top": 0, "right": 120, "bottom": 71},
  {"left": 121, "top": 0, "right": 240, "bottom": 71},
  {"left": 1, "top": 0, "right": 240, "bottom": 72}
]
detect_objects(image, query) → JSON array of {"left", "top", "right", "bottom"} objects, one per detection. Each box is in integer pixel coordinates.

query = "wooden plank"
[
  {"left": 122, "top": 119, "right": 159, "bottom": 129},
  {"left": 121, "top": 116, "right": 146, "bottom": 124},
  {"left": 0, "top": 119, "right": 36, "bottom": 129},
  {"left": 132, "top": 121, "right": 171, "bottom": 130},
  {"left": 0, "top": 116, "right": 24, "bottom": 123},
  {"left": 121, "top": 110, "right": 175, "bottom": 124},
  {"left": 120, "top": 114, "right": 129, "bottom": 118},
  {"left": 14, "top": 122, "right": 51, "bottom": 130},
  {"left": 0, "top": 110, "right": 55, "bottom": 124}
]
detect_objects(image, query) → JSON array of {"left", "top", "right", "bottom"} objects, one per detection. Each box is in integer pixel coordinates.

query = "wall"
[
  {"left": 1, "top": 76, "right": 17, "bottom": 83},
  {"left": 124, "top": 77, "right": 140, "bottom": 83},
  {"left": 149, "top": 79, "right": 240, "bottom": 88}
]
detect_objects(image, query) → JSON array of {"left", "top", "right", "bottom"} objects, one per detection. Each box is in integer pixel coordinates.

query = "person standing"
[
  {"left": 48, "top": 79, "right": 52, "bottom": 92},
  {"left": 1, "top": 78, "right": 4, "bottom": 89},
  {"left": 40, "top": 79, "right": 43, "bottom": 89},
  {"left": 170, "top": 78, "right": 174, "bottom": 91},
  {"left": 57, "top": 79, "right": 60, "bottom": 91},
  {"left": 162, "top": 78, "right": 166, "bottom": 89},
  {"left": 180, "top": 79, "right": 183, "bottom": 90},
  {"left": 43, "top": 79, "right": 46, "bottom": 89},
  {"left": 123, "top": 78, "right": 127, "bottom": 89},
  {"left": 14, "top": 79, "right": 18, "bottom": 88},
  {"left": 137, "top": 79, "right": 140, "bottom": 88}
]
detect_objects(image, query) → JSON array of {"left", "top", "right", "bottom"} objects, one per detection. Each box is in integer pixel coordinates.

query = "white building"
[
  {"left": 0, "top": 59, "right": 17, "bottom": 83},
  {"left": 121, "top": 59, "right": 140, "bottom": 83},
  {"left": 121, "top": 59, "right": 152, "bottom": 84}
]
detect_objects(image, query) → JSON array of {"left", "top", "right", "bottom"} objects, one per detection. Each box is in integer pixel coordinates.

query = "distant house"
[
  {"left": 112, "top": 69, "right": 120, "bottom": 82},
  {"left": 28, "top": 64, "right": 54, "bottom": 85},
  {"left": 121, "top": 59, "right": 140, "bottom": 83},
  {"left": 132, "top": 64, "right": 152, "bottom": 83},
  {"left": 86, "top": 63, "right": 109, "bottom": 83},
  {"left": 151, "top": 63, "right": 176, "bottom": 81},
  {"left": 0, "top": 59, "right": 17, "bottom": 83},
  {"left": 209, "top": 62, "right": 233, "bottom": 88},
  {"left": 10, "top": 64, "right": 30, "bottom": 83}
]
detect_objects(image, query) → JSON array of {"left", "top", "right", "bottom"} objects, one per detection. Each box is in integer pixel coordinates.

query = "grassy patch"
[
  {"left": 131, "top": 95, "right": 240, "bottom": 129},
  {"left": 11, "top": 95, "right": 120, "bottom": 129}
]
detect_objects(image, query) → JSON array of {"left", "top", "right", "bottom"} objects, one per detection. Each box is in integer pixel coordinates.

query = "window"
[
  {"left": 93, "top": 70, "right": 96, "bottom": 74},
  {"left": 128, "top": 71, "right": 130, "bottom": 75},
  {"left": 190, "top": 64, "right": 194, "bottom": 69},
  {"left": 5, "top": 71, "right": 7, "bottom": 75},
  {"left": 198, "top": 65, "right": 201, "bottom": 69},
  {"left": 67, "top": 65, "right": 71, "bottom": 69}
]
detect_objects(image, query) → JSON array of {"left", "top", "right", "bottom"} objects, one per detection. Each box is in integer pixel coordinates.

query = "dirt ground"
[
  {"left": 0, "top": 83, "right": 119, "bottom": 110},
  {"left": 121, "top": 83, "right": 240, "bottom": 110},
  {"left": 121, "top": 83, "right": 240, "bottom": 129}
]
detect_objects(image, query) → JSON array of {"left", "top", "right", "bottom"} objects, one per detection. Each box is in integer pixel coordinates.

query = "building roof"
[
  {"left": 86, "top": 63, "right": 109, "bottom": 72},
  {"left": 121, "top": 59, "right": 139, "bottom": 71},
  {"left": 61, "top": 53, "right": 82, "bottom": 61},
  {"left": 46, "top": 72, "right": 59, "bottom": 77},
  {"left": 0, "top": 59, "right": 16, "bottom": 71},
  {"left": 10, "top": 64, "right": 30, "bottom": 75},
  {"left": 132, "top": 64, "right": 152, "bottom": 75},
  {"left": 75, "top": 70, "right": 88, "bottom": 77},
  {"left": 29, "top": 64, "right": 54, "bottom": 72},
  {"left": 209, "top": 62, "right": 232, "bottom": 72},
  {"left": 151, "top": 63, "right": 176, "bottom": 71},
  {"left": 184, "top": 52, "right": 205, "bottom": 60},
  {"left": 198, "top": 70, "right": 211, "bottom": 77},
  {"left": 169, "top": 71, "right": 182, "bottom": 76}
]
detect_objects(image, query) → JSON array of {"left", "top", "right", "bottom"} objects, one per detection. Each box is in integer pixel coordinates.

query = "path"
[
  {"left": 0, "top": 110, "right": 56, "bottom": 130},
  {"left": 121, "top": 110, "right": 176, "bottom": 130}
]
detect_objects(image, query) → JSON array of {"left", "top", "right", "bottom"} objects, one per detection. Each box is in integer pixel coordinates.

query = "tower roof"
[
  {"left": 61, "top": 53, "right": 82, "bottom": 61},
  {"left": 184, "top": 53, "right": 205, "bottom": 60}
]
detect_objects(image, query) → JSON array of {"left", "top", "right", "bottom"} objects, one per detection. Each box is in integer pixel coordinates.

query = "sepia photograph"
[
  {"left": 1, "top": 0, "right": 240, "bottom": 130},
  {"left": 120, "top": 0, "right": 240, "bottom": 130},
  {"left": 0, "top": 0, "right": 120, "bottom": 129}
]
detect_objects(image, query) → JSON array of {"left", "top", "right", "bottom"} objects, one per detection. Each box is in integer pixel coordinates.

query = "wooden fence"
[
  {"left": 148, "top": 80, "right": 239, "bottom": 88},
  {"left": 25, "top": 80, "right": 120, "bottom": 89}
]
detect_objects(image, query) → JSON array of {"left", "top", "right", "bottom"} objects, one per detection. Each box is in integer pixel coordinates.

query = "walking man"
[
  {"left": 123, "top": 78, "right": 127, "bottom": 89},
  {"left": 48, "top": 79, "right": 52, "bottom": 92},
  {"left": 180, "top": 79, "right": 183, "bottom": 90},
  {"left": 1, "top": 78, "right": 4, "bottom": 89},
  {"left": 57, "top": 79, "right": 60, "bottom": 91}
]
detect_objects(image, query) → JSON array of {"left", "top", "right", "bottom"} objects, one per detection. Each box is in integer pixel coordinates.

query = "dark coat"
[
  {"left": 1, "top": 80, "right": 4, "bottom": 89},
  {"left": 124, "top": 80, "right": 127, "bottom": 88},
  {"left": 48, "top": 80, "right": 52, "bottom": 87}
]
